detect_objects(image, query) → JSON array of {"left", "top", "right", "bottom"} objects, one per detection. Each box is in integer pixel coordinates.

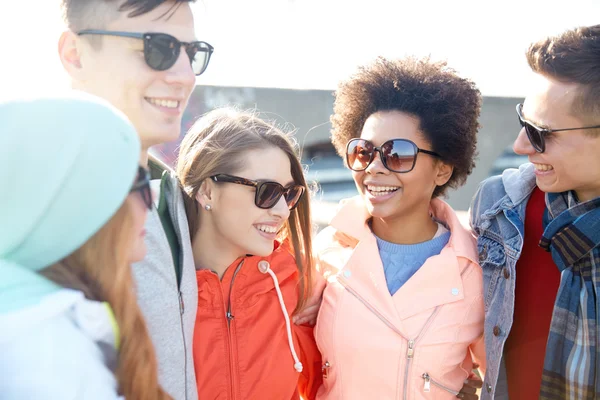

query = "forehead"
[
  {"left": 522, "top": 74, "right": 581, "bottom": 126},
  {"left": 107, "top": 1, "right": 196, "bottom": 41},
  {"left": 236, "top": 147, "right": 294, "bottom": 185},
  {"left": 360, "top": 111, "right": 426, "bottom": 146}
]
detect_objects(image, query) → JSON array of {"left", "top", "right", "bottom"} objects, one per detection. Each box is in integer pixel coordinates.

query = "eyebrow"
[
  {"left": 257, "top": 178, "right": 296, "bottom": 187},
  {"left": 522, "top": 108, "right": 552, "bottom": 130}
]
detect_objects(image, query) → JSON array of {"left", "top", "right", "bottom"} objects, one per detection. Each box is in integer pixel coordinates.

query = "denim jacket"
[{"left": 469, "top": 163, "right": 537, "bottom": 399}]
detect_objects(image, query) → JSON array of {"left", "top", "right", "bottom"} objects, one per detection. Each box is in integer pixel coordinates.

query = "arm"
[
  {"left": 294, "top": 227, "right": 341, "bottom": 326},
  {"left": 294, "top": 323, "right": 323, "bottom": 400},
  {"left": 293, "top": 267, "right": 326, "bottom": 326}
]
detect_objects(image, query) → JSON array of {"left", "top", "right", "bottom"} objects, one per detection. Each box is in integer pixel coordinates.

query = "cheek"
[{"left": 352, "top": 171, "right": 365, "bottom": 190}]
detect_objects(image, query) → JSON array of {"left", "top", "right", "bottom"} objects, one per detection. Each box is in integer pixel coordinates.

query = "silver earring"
[{"left": 204, "top": 204, "right": 212, "bottom": 211}]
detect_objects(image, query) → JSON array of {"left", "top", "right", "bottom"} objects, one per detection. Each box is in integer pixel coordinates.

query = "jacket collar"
[
  {"left": 330, "top": 196, "right": 478, "bottom": 265},
  {"left": 500, "top": 162, "right": 537, "bottom": 209}
]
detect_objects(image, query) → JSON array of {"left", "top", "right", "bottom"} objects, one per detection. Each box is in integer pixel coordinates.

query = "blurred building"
[{"left": 151, "top": 85, "right": 528, "bottom": 217}]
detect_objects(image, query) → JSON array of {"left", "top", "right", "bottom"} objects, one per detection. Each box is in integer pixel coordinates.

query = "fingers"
[
  {"left": 459, "top": 385, "right": 478, "bottom": 395},
  {"left": 292, "top": 304, "right": 320, "bottom": 325},
  {"left": 456, "top": 393, "right": 479, "bottom": 400},
  {"left": 464, "top": 378, "right": 483, "bottom": 389}
]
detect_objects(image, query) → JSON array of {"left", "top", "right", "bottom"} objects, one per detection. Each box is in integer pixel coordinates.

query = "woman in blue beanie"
[{"left": 0, "top": 93, "right": 170, "bottom": 400}]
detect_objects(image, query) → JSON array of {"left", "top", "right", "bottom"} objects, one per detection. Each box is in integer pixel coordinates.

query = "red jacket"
[{"left": 193, "top": 242, "right": 322, "bottom": 399}]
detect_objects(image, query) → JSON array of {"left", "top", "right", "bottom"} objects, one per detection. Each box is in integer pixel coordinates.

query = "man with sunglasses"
[
  {"left": 470, "top": 25, "right": 600, "bottom": 399},
  {"left": 57, "top": 1, "right": 212, "bottom": 399}
]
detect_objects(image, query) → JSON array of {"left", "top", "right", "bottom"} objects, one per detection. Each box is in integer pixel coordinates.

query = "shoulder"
[
  {"left": 313, "top": 226, "right": 358, "bottom": 278},
  {"left": 469, "top": 173, "right": 507, "bottom": 232},
  {"left": 470, "top": 164, "right": 536, "bottom": 232},
  {"left": 0, "top": 297, "right": 120, "bottom": 399}
]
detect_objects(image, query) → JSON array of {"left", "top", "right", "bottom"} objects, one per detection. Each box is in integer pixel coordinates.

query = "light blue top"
[{"left": 376, "top": 223, "right": 451, "bottom": 296}]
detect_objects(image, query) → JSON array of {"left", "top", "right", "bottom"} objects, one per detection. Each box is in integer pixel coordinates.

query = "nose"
[
  {"left": 364, "top": 149, "right": 389, "bottom": 175},
  {"left": 513, "top": 127, "right": 536, "bottom": 156},
  {"left": 163, "top": 46, "right": 196, "bottom": 88},
  {"left": 268, "top": 195, "right": 291, "bottom": 220}
]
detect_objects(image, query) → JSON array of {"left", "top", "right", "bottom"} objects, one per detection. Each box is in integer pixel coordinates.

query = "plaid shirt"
[{"left": 539, "top": 191, "right": 600, "bottom": 399}]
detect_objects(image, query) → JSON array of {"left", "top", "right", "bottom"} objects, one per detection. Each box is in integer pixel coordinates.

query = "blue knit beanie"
[{"left": 0, "top": 91, "right": 141, "bottom": 312}]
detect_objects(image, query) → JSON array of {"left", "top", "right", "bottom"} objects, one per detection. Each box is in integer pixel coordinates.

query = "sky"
[{"left": 1, "top": 0, "right": 599, "bottom": 102}]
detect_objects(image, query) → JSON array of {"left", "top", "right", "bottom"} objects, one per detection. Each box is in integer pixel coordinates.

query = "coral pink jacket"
[{"left": 314, "top": 196, "right": 485, "bottom": 399}]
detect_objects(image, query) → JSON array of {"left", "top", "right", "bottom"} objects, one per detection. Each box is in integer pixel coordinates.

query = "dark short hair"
[
  {"left": 526, "top": 24, "right": 600, "bottom": 126},
  {"left": 330, "top": 57, "right": 482, "bottom": 198},
  {"left": 61, "top": 0, "right": 195, "bottom": 32}
]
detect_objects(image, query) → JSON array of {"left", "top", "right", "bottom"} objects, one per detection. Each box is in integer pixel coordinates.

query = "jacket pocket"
[{"left": 422, "top": 372, "right": 460, "bottom": 396}]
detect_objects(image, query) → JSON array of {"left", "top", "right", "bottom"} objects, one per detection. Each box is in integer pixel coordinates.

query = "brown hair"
[
  {"left": 176, "top": 107, "right": 314, "bottom": 312},
  {"left": 331, "top": 56, "right": 481, "bottom": 198},
  {"left": 40, "top": 200, "right": 171, "bottom": 400},
  {"left": 61, "top": 0, "right": 195, "bottom": 46},
  {"left": 526, "top": 24, "right": 600, "bottom": 126}
]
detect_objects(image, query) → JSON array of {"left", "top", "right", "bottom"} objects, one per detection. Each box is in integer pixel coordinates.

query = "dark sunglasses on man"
[
  {"left": 516, "top": 103, "right": 600, "bottom": 153},
  {"left": 210, "top": 174, "right": 305, "bottom": 210},
  {"left": 346, "top": 138, "right": 441, "bottom": 173},
  {"left": 77, "top": 30, "right": 214, "bottom": 76},
  {"left": 130, "top": 166, "right": 153, "bottom": 210}
]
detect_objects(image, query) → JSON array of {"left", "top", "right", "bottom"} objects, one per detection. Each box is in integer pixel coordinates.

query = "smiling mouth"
[
  {"left": 145, "top": 97, "right": 180, "bottom": 109},
  {"left": 255, "top": 224, "right": 279, "bottom": 234},
  {"left": 533, "top": 163, "right": 554, "bottom": 172},
  {"left": 366, "top": 185, "right": 400, "bottom": 196}
]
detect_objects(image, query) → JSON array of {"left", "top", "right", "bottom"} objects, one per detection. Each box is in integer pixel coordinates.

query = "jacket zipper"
[
  {"left": 164, "top": 183, "right": 189, "bottom": 400},
  {"left": 402, "top": 308, "right": 440, "bottom": 399},
  {"left": 337, "top": 276, "right": 441, "bottom": 400},
  {"left": 177, "top": 290, "right": 188, "bottom": 400},
  {"left": 155, "top": 194, "right": 189, "bottom": 399},
  {"left": 225, "top": 261, "right": 244, "bottom": 399},
  {"left": 422, "top": 373, "right": 460, "bottom": 396}
]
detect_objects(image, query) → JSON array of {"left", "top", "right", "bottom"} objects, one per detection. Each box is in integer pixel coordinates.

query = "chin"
[
  {"left": 154, "top": 129, "right": 181, "bottom": 144},
  {"left": 245, "top": 241, "right": 275, "bottom": 258}
]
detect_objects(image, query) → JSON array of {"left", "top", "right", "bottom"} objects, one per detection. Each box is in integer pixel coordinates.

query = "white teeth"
[
  {"left": 256, "top": 225, "right": 277, "bottom": 234},
  {"left": 148, "top": 98, "right": 179, "bottom": 109},
  {"left": 533, "top": 163, "right": 554, "bottom": 172},
  {"left": 366, "top": 185, "right": 400, "bottom": 196}
]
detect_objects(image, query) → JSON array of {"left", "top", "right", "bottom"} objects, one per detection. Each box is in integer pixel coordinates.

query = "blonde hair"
[
  {"left": 41, "top": 200, "right": 171, "bottom": 400},
  {"left": 176, "top": 107, "right": 315, "bottom": 311}
]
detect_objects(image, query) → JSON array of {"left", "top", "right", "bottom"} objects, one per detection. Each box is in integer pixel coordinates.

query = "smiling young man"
[
  {"left": 58, "top": 1, "right": 213, "bottom": 399},
  {"left": 470, "top": 25, "right": 600, "bottom": 399}
]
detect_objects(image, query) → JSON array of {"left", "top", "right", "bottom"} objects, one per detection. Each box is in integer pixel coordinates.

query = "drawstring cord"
[{"left": 257, "top": 260, "right": 303, "bottom": 373}]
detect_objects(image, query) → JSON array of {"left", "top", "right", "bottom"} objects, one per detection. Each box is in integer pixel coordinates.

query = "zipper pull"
[
  {"left": 179, "top": 291, "right": 185, "bottom": 315},
  {"left": 226, "top": 311, "right": 234, "bottom": 321},
  {"left": 322, "top": 361, "right": 331, "bottom": 379},
  {"left": 407, "top": 339, "right": 414, "bottom": 359},
  {"left": 423, "top": 373, "right": 431, "bottom": 392}
]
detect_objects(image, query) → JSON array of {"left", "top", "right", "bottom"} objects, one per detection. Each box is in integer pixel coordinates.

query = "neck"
[
  {"left": 575, "top": 188, "right": 600, "bottom": 204},
  {"left": 371, "top": 202, "right": 438, "bottom": 244},
  {"left": 192, "top": 224, "right": 240, "bottom": 279}
]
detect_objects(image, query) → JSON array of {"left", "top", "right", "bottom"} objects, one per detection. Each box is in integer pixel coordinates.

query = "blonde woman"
[{"left": 0, "top": 93, "right": 168, "bottom": 400}]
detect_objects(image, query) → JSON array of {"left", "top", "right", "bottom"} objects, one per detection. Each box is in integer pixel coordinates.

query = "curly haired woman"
[{"left": 314, "top": 57, "right": 486, "bottom": 399}]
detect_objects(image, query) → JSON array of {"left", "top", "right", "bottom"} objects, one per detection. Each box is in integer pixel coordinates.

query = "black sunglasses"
[
  {"left": 346, "top": 138, "right": 441, "bottom": 173},
  {"left": 516, "top": 103, "right": 600, "bottom": 153},
  {"left": 210, "top": 174, "right": 305, "bottom": 210},
  {"left": 130, "top": 166, "right": 153, "bottom": 210},
  {"left": 77, "top": 30, "right": 214, "bottom": 76}
]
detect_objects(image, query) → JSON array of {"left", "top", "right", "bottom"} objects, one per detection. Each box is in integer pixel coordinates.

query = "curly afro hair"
[{"left": 330, "top": 56, "right": 482, "bottom": 198}]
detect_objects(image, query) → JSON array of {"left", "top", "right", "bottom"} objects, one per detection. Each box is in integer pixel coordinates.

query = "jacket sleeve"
[
  {"left": 0, "top": 318, "right": 123, "bottom": 400},
  {"left": 470, "top": 332, "right": 487, "bottom": 375},
  {"left": 294, "top": 323, "right": 323, "bottom": 400}
]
